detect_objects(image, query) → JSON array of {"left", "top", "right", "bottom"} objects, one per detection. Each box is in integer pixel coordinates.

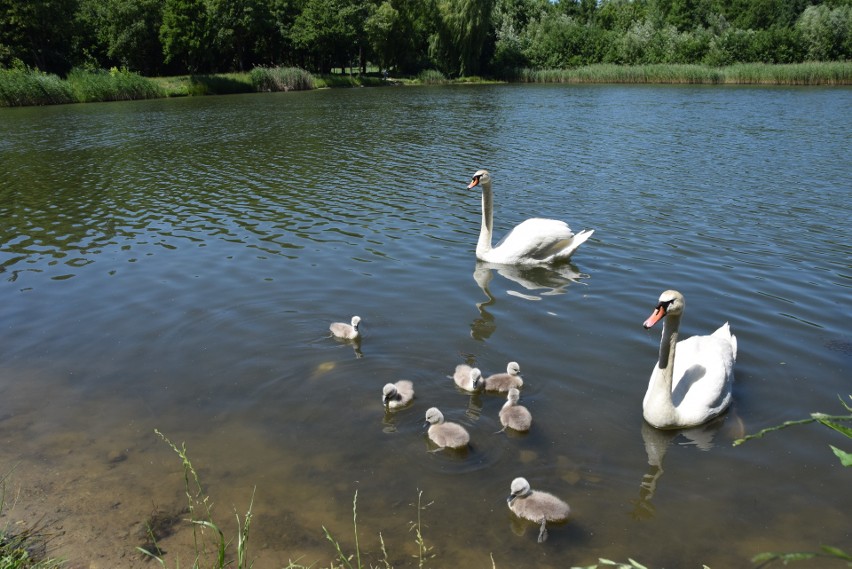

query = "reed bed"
[
  {"left": 416, "top": 69, "right": 449, "bottom": 85},
  {"left": 66, "top": 68, "right": 164, "bottom": 103},
  {"left": 0, "top": 69, "right": 74, "bottom": 107},
  {"left": 249, "top": 66, "right": 315, "bottom": 92},
  {"left": 516, "top": 62, "right": 852, "bottom": 85}
]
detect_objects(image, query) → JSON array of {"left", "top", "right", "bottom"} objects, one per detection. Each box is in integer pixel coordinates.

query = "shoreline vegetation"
[{"left": 1, "top": 62, "right": 851, "bottom": 108}]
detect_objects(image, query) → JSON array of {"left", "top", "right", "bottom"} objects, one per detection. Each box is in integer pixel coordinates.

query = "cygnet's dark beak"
[{"left": 506, "top": 493, "right": 516, "bottom": 505}]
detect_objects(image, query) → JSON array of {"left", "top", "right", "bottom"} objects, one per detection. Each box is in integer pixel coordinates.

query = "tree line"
[{"left": 1, "top": 0, "right": 850, "bottom": 78}]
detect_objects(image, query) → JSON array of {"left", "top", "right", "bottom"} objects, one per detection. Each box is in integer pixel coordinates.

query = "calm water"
[{"left": 1, "top": 85, "right": 850, "bottom": 568}]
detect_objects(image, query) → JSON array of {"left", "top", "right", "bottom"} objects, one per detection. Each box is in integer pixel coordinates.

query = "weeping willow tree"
[{"left": 430, "top": 0, "right": 494, "bottom": 77}]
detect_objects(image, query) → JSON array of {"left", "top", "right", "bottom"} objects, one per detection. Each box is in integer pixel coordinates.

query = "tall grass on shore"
[
  {"left": 67, "top": 68, "right": 164, "bottom": 103},
  {"left": 250, "top": 66, "right": 314, "bottom": 92},
  {"left": 515, "top": 62, "right": 852, "bottom": 85},
  {"left": 0, "top": 69, "right": 74, "bottom": 107},
  {"left": 416, "top": 69, "right": 449, "bottom": 85}
]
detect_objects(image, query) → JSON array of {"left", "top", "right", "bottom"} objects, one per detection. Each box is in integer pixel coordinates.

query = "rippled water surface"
[{"left": 1, "top": 85, "right": 850, "bottom": 568}]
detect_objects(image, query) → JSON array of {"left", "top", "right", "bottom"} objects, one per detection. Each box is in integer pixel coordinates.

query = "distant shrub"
[
  {"left": 249, "top": 66, "right": 314, "bottom": 92},
  {"left": 417, "top": 69, "right": 447, "bottom": 84},
  {"left": 0, "top": 68, "right": 74, "bottom": 106}
]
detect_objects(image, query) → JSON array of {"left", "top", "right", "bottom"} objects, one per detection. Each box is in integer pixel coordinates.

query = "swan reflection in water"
[
  {"left": 631, "top": 417, "right": 736, "bottom": 520},
  {"left": 470, "top": 261, "right": 588, "bottom": 340}
]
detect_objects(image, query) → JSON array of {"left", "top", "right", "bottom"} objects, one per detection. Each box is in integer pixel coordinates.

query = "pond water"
[{"left": 1, "top": 84, "right": 850, "bottom": 568}]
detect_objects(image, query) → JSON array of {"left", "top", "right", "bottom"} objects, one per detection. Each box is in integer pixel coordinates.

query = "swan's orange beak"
[
  {"left": 643, "top": 305, "right": 666, "bottom": 329},
  {"left": 467, "top": 177, "right": 480, "bottom": 189}
]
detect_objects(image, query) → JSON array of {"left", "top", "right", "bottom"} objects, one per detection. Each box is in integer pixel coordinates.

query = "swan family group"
[{"left": 330, "top": 169, "right": 738, "bottom": 543}]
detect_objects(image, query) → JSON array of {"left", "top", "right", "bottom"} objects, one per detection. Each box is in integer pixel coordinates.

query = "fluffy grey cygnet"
[
  {"left": 383, "top": 380, "right": 414, "bottom": 409},
  {"left": 499, "top": 388, "right": 532, "bottom": 432},
  {"left": 507, "top": 477, "right": 571, "bottom": 543},
  {"left": 484, "top": 361, "right": 523, "bottom": 391},
  {"left": 424, "top": 407, "right": 470, "bottom": 449},
  {"left": 330, "top": 315, "right": 361, "bottom": 340},
  {"left": 453, "top": 364, "right": 483, "bottom": 392}
]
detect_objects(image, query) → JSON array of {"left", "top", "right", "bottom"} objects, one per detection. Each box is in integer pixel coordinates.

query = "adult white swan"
[
  {"left": 642, "top": 290, "right": 737, "bottom": 429},
  {"left": 467, "top": 169, "right": 594, "bottom": 265}
]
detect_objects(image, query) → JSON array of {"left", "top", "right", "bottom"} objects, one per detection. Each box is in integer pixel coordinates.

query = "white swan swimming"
[
  {"left": 506, "top": 477, "right": 570, "bottom": 543},
  {"left": 330, "top": 315, "right": 361, "bottom": 340},
  {"left": 642, "top": 290, "right": 737, "bottom": 429},
  {"left": 467, "top": 169, "right": 594, "bottom": 265}
]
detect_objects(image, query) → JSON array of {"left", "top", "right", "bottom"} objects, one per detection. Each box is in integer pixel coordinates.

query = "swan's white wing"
[
  {"left": 670, "top": 332, "right": 736, "bottom": 425},
  {"left": 489, "top": 218, "right": 577, "bottom": 264}
]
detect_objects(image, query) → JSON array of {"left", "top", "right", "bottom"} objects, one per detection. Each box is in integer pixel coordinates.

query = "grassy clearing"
[{"left": 515, "top": 62, "right": 852, "bottom": 85}]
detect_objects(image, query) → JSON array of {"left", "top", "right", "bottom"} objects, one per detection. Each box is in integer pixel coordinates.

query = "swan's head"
[
  {"left": 382, "top": 383, "right": 398, "bottom": 404},
  {"left": 507, "top": 387, "right": 521, "bottom": 404},
  {"left": 351, "top": 315, "right": 361, "bottom": 329},
  {"left": 467, "top": 169, "right": 491, "bottom": 189},
  {"left": 507, "top": 477, "right": 532, "bottom": 504},
  {"left": 470, "top": 368, "right": 482, "bottom": 389},
  {"left": 424, "top": 407, "right": 444, "bottom": 426},
  {"left": 507, "top": 361, "right": 521, "bottom": 375},
  {"left": 643, "top": 290, "right": 685, "bottom": 329}
]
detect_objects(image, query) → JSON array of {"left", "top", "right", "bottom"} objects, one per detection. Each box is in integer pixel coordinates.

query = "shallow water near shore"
[{"left": 1, "top": 84, "right": 850, "bottom": 568}]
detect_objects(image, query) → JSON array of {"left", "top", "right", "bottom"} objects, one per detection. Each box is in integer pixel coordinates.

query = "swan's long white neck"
[
  {"left": 646, "top": 312, "right": 681, "bottom": 423},
  {"left": 477, "top": 179, "right": 494, "bottom": 257}
]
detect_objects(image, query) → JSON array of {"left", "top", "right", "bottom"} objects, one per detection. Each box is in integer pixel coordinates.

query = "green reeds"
[
  {"left": 249, "top": 66, "right": 315, "bottom": 92},
  {"left": 416, "top": 69, "right": 448, "bottom": 85},
  {"left": 515, "top": 62, "right": 852, "bottom": 85},
  {"left": 0, "top": 69, "right": 75, "bottom": 107},
  {"left": 66, "top": 68, "right": 165, "bottom": 103}
]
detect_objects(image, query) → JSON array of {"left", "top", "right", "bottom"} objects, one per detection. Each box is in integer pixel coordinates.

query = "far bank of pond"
[{"left": 1, "top": 62, "right": 851, "bottom": 108}]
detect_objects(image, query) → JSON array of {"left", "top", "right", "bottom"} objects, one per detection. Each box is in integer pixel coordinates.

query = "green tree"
[
  {"left": 210, "top": 0, "right": 279, "bottom": 71},
  {"left": 160, "top": 0, "right": 211, "bottom": 72},
  {"left": 598, "top": 0, "right": 648, "bottom": 32},
  {"left": 796, "top": 4, "right": 852, "bottom": 61},
  {"left": 0, "top": 0, "right": 79, "bottom": 73},
  {"left": 290, "top": 0, "right": 367, "bottom": 73},
  {"left": 430, "top": 0, "right": 494, "bottom": 76},
  {"left": 81, "top": 0, "right": 165, "bottom": 75},
  {"left": 365, "top": 1, "right": 399, "bottom": 71}
]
